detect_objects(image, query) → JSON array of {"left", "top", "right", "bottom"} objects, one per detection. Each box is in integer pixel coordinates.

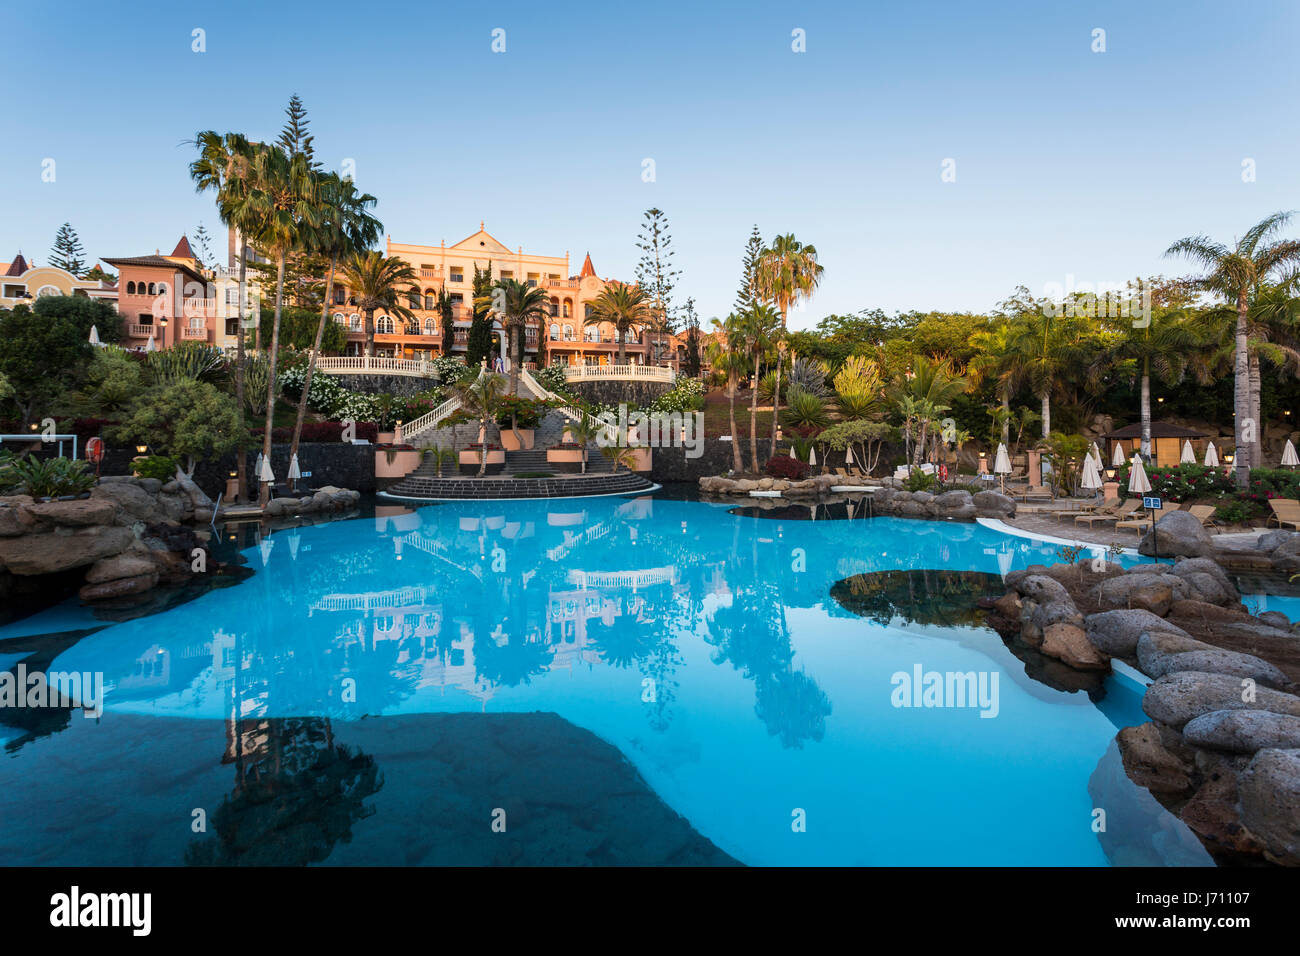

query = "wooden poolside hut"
[{"left": 1100, "top": 422, "right": 1209, "bottom": 469}]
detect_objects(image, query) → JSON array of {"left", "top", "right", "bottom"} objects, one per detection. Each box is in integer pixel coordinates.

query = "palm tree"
[
  {"left": 1088, "top": 307, "right": 1207, "bottom": 459},
  {"left": 567, "top": 414, "right": 606, "bottom": 474},
  {"left": 756, "top": 234, "right": 823, "bottom": 457},
  {"left": 706, "top": 315, "right": 746, "bottom": 473},
  {"left": 288, "top": 173, "right": 381, "bottom": 475},
  {"left": 585, "top": 281, "right": 650, "bottom": 365},
  {"left": 340, "top": 251, "right": 420, "bottom": 358},
  {"left": 967, "top": 321, "right": 1017, "bottom": 446},
  {"left": 229, "top": 144, "right": 321, "bottom": 503},
  {"left": 1003, "top": 311, "right": 1088, "bottom": 439},
  {"left": 452, "top": 371, "right": 507, "bottom": 476},
  {"left": 190, "top": 130, "right": 257, "bottom": 501},
  {"left": 487, "top": 278, "right": 551, "bottom": 396},
  {"left": 1166, "top": 212, "right": 1300, "bottom": 484},
  {"left": 738, "top": 303, "right": 782, "bottom": 472}
]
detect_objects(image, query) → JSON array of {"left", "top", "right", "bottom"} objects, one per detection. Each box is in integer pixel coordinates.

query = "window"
[
  {"left": 563, "top": 324, "right": 573, "bottom": 340},
  {"left": 425, "top": 318, "right": 437, "bottom": 334},
  {"left": 147, "top": 282, "right": 156, "bottom": 296},
  {"left": 425, "top": 293, "right": 436, "bottom": 309},
  {"left": 333, "top": 312, "right": 345, "bottom": 324},
  {"left": 349, "top": 313, "right": 361, "bottom": 330},
  {"left": 408, "top": 290, "right": 421, "bottom": 310},
  {"left": 549, "top": 323, "right": 559, "bottom": 338},
  {"left": 225, "top": 289, "right": 239, "bottom": 305},
  {"left": 138, "top": 314, "right": 153, "bottom": 327},
  {"left": 333, "top": 287, "right": 345, "bottom": 305},
  {"left": 226, "top": 318, "right": 239, "bottom": 336},
  {"left": 377, "top": 316, "right": 394, "bottom": 334},
  {"left": 157, "top": 283, "right": 166, "bottom": 295},
  {"left": 449, "top": 270, "right": 463, "bottom": 283},
  {"left": 500, "top": 271, "right": 513, "bottom": 279},
  {"left": 584, "top": 304, "right": 593, "bottom": 319},
  {"left": 37, "top": 285, "right": 60, "bottom": 298},
  {"left": 126, "top": 281, "right": 136, "bottom": 295}
]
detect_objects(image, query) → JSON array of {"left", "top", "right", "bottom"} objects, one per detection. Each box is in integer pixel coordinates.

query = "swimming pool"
[{"left": 0, "top": 493, "right": 1200, "bottom": 866}]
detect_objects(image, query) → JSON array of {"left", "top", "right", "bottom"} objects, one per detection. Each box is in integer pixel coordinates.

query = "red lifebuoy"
[
  {"left": 939, "top": 464, "right": 949, "bottom": 482},
  {"left": 86, "top": 437, "right": 104, "bottom": 463}
]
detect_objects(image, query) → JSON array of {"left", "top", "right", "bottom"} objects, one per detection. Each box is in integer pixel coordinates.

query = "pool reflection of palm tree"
[{"left": 186, "top": 716, "right": 382, "bottom": 866}]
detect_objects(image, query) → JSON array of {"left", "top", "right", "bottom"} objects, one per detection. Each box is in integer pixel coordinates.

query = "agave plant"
[
  {"left": 7, "top": 456, "right": 97, "bottom": 499},
  {"left": 244, "top": 357, "right": 271, "bottom": 414},
  {"left": 781, "top": 387, "right": 831, "bottom": 431},
  {"left": 146, "top": 342, "right": 228, "bottom": 386}
]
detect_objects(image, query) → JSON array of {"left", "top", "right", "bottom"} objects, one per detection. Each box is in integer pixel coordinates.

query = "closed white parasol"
[{"left": 1128, "top": 455, "right": 1152, "bottom": 495}]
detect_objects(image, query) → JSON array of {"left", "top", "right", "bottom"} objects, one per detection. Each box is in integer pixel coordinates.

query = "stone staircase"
[
  {"left": 381, "top": 443, "right": 647, "bottom": 500},
  {"left": 503, "top": 447, "right": 614, "bottom": 474}
]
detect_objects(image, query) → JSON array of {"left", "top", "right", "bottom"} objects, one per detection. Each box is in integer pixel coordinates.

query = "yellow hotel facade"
[{"left": 327, "top": 224, "right": 682, "bottom": 368}]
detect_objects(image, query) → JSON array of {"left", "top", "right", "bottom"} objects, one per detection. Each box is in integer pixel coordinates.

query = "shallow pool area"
[{"left": 0, "top": 493, "right": 1206, "bottom": 866}]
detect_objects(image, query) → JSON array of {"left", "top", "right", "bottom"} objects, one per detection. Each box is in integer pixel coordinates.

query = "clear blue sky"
[{"left": 3, "top": 0, "right": 1298, "bottom": 329}]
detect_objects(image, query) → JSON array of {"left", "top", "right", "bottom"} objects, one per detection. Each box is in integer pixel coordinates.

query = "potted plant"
[{"left": 495, "top": 396, "right": 543, "bottom": 451}]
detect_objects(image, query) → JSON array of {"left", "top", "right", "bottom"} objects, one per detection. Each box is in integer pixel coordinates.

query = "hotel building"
[{"left": 327, "top": 225, "right": 683, "bottom": 368}]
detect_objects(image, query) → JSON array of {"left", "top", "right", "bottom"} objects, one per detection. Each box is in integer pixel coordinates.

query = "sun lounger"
[
  {"left": 1186, "top": 504, "right": 1218, "bottom": 527},
  {"left": 1116, "top": 502, "right": 1182, "bottom": 533},
  {"left": 1267, "top": 498, "right": 1300, "bottom": 531},
  {"left": 1057, "top": 496, "right": 1119, "bottom": 521},
  {"left": 1075, "top": 499, "right": 1141, "bottom": 526}
]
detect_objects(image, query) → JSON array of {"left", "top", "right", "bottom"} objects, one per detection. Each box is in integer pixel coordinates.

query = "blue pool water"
[{"left": 1, "top": 494, "right": 1183, "bottom": 865}]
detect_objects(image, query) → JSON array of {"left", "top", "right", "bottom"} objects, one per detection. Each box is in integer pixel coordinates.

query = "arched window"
[
  {"left": 563, "top": 324, "right": 573, "bottom": 340},
  {"left": 424, "top": 317, "right": 437, "bottom": 334},
  {"left": 549, "top": 298, "right": 559, "bottom": 317},
  {"left": 377, "top": 315, "right": 394, "bottom": 334},
  {"left": 147, "top": 282, "right": 156, "bottom": 296},
  {"left": 126, "top": 281, "right": 136, "bottom": 295},
  {"left": 425, "top": 289, "right": 437, "bottom": 309},
  {"left": 349, "top": 313, "right": 361, "bottom": 330},
  {"left": 562, "top": 299, "right": 572, "bottom": 318},
  {"left": 333, "top": 312, "right": 345, "bottom": 324},
  {"left": 157, "top": 283, "right": 166, "bottom": 295},
  {"left": 36, "top": 285, "right": 60, "bottom": 297},
  {"left": 549, "top": 323, "right": 560, "bottom": 339}
]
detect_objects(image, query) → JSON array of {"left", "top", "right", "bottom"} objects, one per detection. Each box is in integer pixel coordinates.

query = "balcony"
[
  {"left": 180, "top": 326, "right": 210, "bottom": 341},
  {"left": 127, "top": 324, "right": 156, "bottom": 338}
]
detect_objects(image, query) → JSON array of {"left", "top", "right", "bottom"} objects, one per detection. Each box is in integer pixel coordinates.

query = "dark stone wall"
[
  {"left": 648, "top": 439, "right": 906, "bottom": 483},
  {"left": 101, "top": 443, "right": 376, "bottom": 499},
  {"left": 569, "top": 379, "right": 673, "bottom": 407},
  {"left": 333, "top": 373, "right": 439, "bottom": 397}
]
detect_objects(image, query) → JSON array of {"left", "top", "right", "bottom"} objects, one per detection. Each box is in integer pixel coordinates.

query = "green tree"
[
  {"left": 585, "top": 281, "right": 651, "bottom": 366},
  {"left": 190, "top": 128, "right": 258, "bottom": 500},
  {"left": 634, "top": 207, "right": 681, "bottom": 360},
  {"left": 706, "top": 315, "right": 747, "bottom": 472},
  {"left": 465, "top": 262, "right": 495, "bottom": 368},
  {"left": 110, "top": 380, "right": 244, "bottom": 476},
  {"left": 192, "top": 222, "right": 214, "bottom": 266},
  {"left": 486, "top": 278, "right": 550, "bottom": 397},
  {"left": 49, "top": 223, "right": 86, "bottom": 276},
  {"left": 341, "top": 250, "right": 418, "bottom": 359},
  {"left": 452, "top": 372, "right": 507, "bottom": 476},
  {"left": 737, "top": 302, "right": 782, "bottom": 471},
  {"left": 1166, "top": 211, "right": 1300, "bottom": 484},
  {"left": 756, "top": 233, "right": 823, "bottom": 456},
  {"left": 0, "top": 297, "right": 119, "bottom": 423},
  {"left": 289, "top": 173, "right": 381, "bottom": 473},
  {"left": 734, "top": 225, "right": 765, "bottom": 313},
  {"left": 1003, "top": 310, "right": 1088, "bottom": 439},
  {"left": 682, "top": 297, "right": 702, "bottom": 377}
]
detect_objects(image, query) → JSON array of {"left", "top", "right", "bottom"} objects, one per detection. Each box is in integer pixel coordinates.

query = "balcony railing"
[
  {"left": 127, "top": 324, "right": 156, "bottom": 337},
  {"left": 180, "top": 326, "right": 210, "bottom": 341},
  {"left": 564, "top": 364, "right": 675, "bottom": 383},
  {"left": 314, "top": 356, "right": 439, "bottom": 377}
]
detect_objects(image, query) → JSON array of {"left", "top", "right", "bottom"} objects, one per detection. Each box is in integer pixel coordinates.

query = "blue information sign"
[{"left": 1143, "top": 496, "right": 1162, "bottom": 509}]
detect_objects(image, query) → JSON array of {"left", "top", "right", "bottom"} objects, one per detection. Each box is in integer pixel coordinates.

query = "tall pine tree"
[
  {"left": 49, "top": 223, "right": 86, "bottom": 276},
  {"left": 682, "top": 297, "right": 702, "bottom": 377},
  {"left": 277, "top": 94, "right": 320, "bottom": 169},
  {"left": 193, "top": 222, "right": 214, "bottom": 266},
  {"left": 634, "top": 208, "right": 681, "bottom": 363},
  {"left": 734, "top": 225, "right": 765, "bottom": 313}
]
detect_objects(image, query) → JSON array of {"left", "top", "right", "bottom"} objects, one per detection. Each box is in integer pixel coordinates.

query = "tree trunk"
[
  {"left": 478, "top": 413, "right": 488, "bottom": 476},
  {"left": 727, "top": 371, "right": 743, "bottom": 472},
  {"left": 259, "top": 255, "right": 287, "bottom": 506},
  {"left": 1000, "top": 389, "right": 1010, "bottom": 446},
  {"left": 1040, "top": 391, "right": 1051, "bottom": 439},
  {"left": 508, "top": 321, "right": 522, "bottom": 395},
  {"left": 290, "top": 252, "right": 337, "bottom": 489},
  {"left": 1234, "top": 290, "right": 1251, "bottom": 487},
  {"left": 234, "top": 244, "right": 249, "bottom": 502},
  {"left": 1139, "top": 362, "right": 1152, "bottom": 460},
  {"left": 618, "top": 326, "right": 626, "bottom": 366},
  {"left": 769, "top": 346, "right": 783, "bottom": 459},
  {"left": 1249, "top": 349, "right": 1262, "bottom": 468},
  {"left": 365, "top": 308, "right": 376, "bottom": 357},
  {"left": 749, "top": 355, "right": 762, "bottom": 473}
]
